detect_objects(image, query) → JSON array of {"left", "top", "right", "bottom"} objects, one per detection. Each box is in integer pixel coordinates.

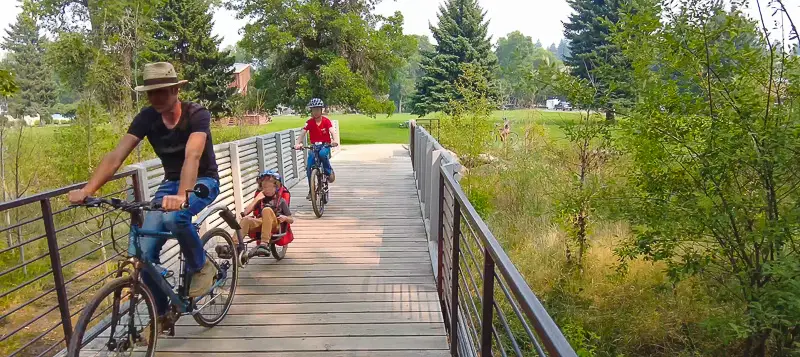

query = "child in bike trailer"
[
  {"left": 294, "top": 98, "right": 339, "bottom": 200},
  {"left": 237, "top": 170, "right": 295, "bottom": 255}
]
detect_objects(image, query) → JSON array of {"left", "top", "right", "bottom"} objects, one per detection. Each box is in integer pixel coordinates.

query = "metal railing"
[
  {"left": 0, "top": 123, "right": 336, "bottom": 357},
  {"left": 410, "top": 121, "right": 577, "bottom": 357}
]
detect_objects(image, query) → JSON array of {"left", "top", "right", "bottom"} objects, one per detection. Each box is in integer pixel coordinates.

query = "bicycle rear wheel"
[
  {"left": 193, "top": 228, "right": 238, "bottom": 327},
  {"left": 310, "top": 169, "right": 325, "bottom": 218},
  {"left": 68, "top": 277, "right": 157, "bottom": 357}
]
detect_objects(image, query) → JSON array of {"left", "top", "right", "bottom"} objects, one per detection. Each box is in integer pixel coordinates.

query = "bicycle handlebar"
[
  {"left": 296, "top": 143, "right": 334, "bottom": 150},
  {"left": 72, "top": 184, "right": 211, "bottom": 212}
]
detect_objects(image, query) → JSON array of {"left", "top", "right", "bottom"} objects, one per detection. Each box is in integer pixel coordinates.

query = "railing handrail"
[
  {"left": 0, "top": 123, "right": 332, "bottom": 357},
  {"left": 409, "top": 121, "right": 577, "bottom": 357},
  {"left": 440, "top": 166, "right": 577, "bottom": 357},
  {"left": 0, "top": 171, "right": 136, "bottom": 212}
]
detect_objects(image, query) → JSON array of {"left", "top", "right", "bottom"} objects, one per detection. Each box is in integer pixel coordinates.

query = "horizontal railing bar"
[
  {"left": 0, "top": 248, "right": 50, "bottom": 279},
  {"left": 7, "top": 318, "right": 63, "bottom": 357},
  {"left": 60, "top": 235, "right": 119, "bottom": 270},
  {"left": 0, "top": 266, "right": 53, "bottom": 300},
  {"left": 441, "top": 167, "right": 576, "bottom": 357},
  {"left": 58, "top": 219, "right": 127, "bottom": 253},
  {"left": 1, "top": 301, "right": 60, "bottom": 343},
  {"left": 36, "top": 336, "right": 65, "bottom": 357},
  {"left": 494, "top": 300, "right": 525, "bottom": 356},
  {"left": 0, "top": 214, "right": 43, "bottom": 235},
  {"left": 496, "top": 272, "right": 545, "bottom": 355},
  {"left": 0, "top": 171, "right": 135, "bottom": 212},
  {"left": 0, "top": 283, "right": 56, "bottom": 321},
  {"left": 54, "top": 206, "right": 118, "bottom": 234},
  {"left": 0, "top": 231, "right": 47, "bottom": 256}
]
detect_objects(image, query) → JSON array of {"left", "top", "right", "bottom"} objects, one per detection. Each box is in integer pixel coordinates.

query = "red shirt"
[{"left": 304, "top": 117, "right": 333, "bottom": 143}]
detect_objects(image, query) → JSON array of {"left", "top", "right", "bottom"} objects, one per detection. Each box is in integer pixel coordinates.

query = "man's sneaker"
[
  {"left": 188, "top": 260, "right": 217, "bottom": 298},
  {"left": 306, "top": 192, "right": 312, "bottom": 200},
  {"left": 327, "top": 172, "right": 336, "bottom": 183}
]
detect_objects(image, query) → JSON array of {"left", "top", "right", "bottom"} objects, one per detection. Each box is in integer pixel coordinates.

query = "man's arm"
[
  {"left": 68, "top": 135, "right": 140, "bottom": 203},
  {"left": 161, "top": 132, "right": 206, "bottom": 210}
]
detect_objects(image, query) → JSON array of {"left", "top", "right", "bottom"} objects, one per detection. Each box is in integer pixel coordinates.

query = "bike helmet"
[
  {"left": 307, "top": 98, "right": 325, "bottom": 108},
  {"left": 257, "top": 170, "right": 283, "bottom": 185}
]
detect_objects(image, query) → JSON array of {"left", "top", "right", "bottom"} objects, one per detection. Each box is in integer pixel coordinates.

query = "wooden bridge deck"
[{"left": 159, "top": 144, "right": 449, "bottom": 356}]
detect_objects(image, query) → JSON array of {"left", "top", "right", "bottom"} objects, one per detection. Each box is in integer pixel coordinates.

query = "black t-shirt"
[{"left": 127, "top": 102, "right": 219, "bottom": 180}]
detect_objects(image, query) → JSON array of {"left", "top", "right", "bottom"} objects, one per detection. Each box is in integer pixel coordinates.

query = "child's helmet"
[
  {"left": 307, "top": 98, "right": 325, "bottom": 108},
  {"left": 257, "top": 170, "right": 283, "bottom": 185}
]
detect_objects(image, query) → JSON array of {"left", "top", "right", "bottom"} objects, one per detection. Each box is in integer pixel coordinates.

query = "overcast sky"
[{"left": 0, "top": 0, "right": 799, "bottom": 56}]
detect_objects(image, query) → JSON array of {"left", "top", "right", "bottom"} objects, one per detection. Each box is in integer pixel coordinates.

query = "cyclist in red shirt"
[{"left": 294, "top": 98, "right": 339, "bottom": 199}]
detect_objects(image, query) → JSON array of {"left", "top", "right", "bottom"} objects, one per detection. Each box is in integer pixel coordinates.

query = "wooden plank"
[
  {"left": 226, "top": 301, "right": 441, "bottom": 314},
  {"left": 236, "top": 283, "right": 437, "bottom": 295},
  {"left": 242, "top": 263, "right": 434, "bottom": 271},
  {"left": 287, "top": 246, "right": 428, "bottom": 252},
  {"left": 247, "top": 257, "right": 429, "bottom": 264},
  {"left": 157, "top": 336, "right": 448, "bottom": 352},
  {"left": 233, "top": 291, "right": 440, "bottom": 304},
  {"left": 175, "top": 311, "right": 444, "bottom": 326},
  {"left": 156, "top": 352, "right": 449, "bottom": 357},
  {"left": 239, "top": 269, "right": 433, "bottom": 278},
  {"left": 170, "top": 323, "right": 446, "bottom": 339},
  {"left": 237, "top": 276, "right": 434, "bottom": 286},
  {"left": 239, "top": 251, "right": 429, "bottom": 259}
]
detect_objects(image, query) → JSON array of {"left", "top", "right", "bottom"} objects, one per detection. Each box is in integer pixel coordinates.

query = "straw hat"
[{"left": 134, "top": 62, "right": 189, "bottom": 92}]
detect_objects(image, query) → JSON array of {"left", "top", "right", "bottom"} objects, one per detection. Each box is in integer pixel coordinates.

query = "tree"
[
  {"left": 2, "top": 7, "right": 56, "bottom": 124},
  {"left": 615, "top": 0, "right": 800, "bottom": 353},
  {"left": 563, "top": 0, "right": 630, "bottom": 121},
  {"left": 411, "top": 0, "right": 499, "bottom": 116},
  {"left": 548, "top": 43, "right": 558, "bottom": 54},
  {"left": 390, "top": 35, "right": 433, "bottom": 113},
  {"left": 144, "top": 0, "right": 236, "bottom": 118},
  {"left": 556, "top": 39, "right": 571, "bottom": 61},
  {"left": 230, "top": 0, "right": 415, "bottom": 116},
  {"left": 495, "top": 31, "right": 561, "bottom": 108}
]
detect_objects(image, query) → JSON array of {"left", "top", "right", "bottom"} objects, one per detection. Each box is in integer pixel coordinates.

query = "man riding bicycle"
[
  {"left": 294, "top": 98, "right": 339, "bottom": 200},
  {"left": 67, "top": 62, "right": 220, "bottom": 322}
]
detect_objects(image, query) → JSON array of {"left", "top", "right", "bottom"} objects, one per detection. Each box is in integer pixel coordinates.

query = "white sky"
[{"left": 0, "top": 0, "right": 798, "bottom": 55}]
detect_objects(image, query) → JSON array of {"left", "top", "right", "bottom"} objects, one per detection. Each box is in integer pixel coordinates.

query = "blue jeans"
[
  {"left": 306, "top": 146, "right": 333, "bottom": 187},
  {"left": 129, "top": 176, "right": 220, "bottom": 315}
]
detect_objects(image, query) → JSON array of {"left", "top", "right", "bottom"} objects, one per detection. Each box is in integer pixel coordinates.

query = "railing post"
[
  {"left": 275, "top": 132, "right": 285, "bottom": 179},
  {"left": 290, "top": 130, "right": 300, "bottom": 180},
  {"left": 481, "top": 251, "right": 496, "bottom": 357},
  {"left": 256, "top": 136, "right": 266, "bottom": 173},
  {"left": 450, "top": 198, "right": 462, "bottom": 356},
  {"left": 437, "top": 171, "right": 447, "bottom": 323},
  {"left": 410, "top": 122, "right": 416, "bottom": 170},
  {"left": 41, "top": 198, "right": 73, "bottom": 347},
  {"left": 229, "top": 142, "right": 244, "bottom": 214}
]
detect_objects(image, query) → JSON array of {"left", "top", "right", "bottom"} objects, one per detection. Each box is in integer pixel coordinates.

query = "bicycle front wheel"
[
  {"left": 68, "top": 277, "right": 158, "bottom": 357},
  {"left": 310, "top": 169, "right": 325, "bottom": 218},
  {"left": 193, "top": 228, "right": 238, "bottom": 327}
]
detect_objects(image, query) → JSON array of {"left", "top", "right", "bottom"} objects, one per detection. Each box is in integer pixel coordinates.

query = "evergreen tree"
[
  {"left": 144, "top": 0, "right": 235, "bottom": 117},
  {"left": 563, "top": 0, "right": 631, "bottom": 121},
  {"left": 1, "top": 9, "right": 56, "bottom": 125},
  {"left": 411, "top": 0, "right": 498, "bottom": 116},
  {"left": 547, "top": 43, "right": 558, "bottom": 55},
  {"left": 556, "top": 39, "right": 571, "bottom": 61}
]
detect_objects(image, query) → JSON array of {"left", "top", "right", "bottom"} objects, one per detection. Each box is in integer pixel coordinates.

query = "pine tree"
[
  {"left": 144, "top": 0, "right": 235, "bottom": 117},
  {"left": 411, "top": 0, "right": 498, "bottom": 116},
  {"left": 563, "top": 0, "right": 630, "bottom": 121},
  {"left": 556, "top": 39, "right": 571, "bottom": 61},
  {"left": 1, "top": 10, "right": 56, "bottom": 125},
  {"left": 548, "top": 43, "right": 558, "bottom": 55}
]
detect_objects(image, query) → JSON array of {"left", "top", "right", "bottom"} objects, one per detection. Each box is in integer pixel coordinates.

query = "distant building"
[{"left": 229, "top": 63, "right": 252, "bottom": 95}]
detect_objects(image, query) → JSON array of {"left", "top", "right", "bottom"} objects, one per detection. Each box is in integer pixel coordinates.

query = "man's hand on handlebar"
[
  {"left": 68, "top": 189, "right": 91, "bottom": 205},
  {"left": 331, "top": 142, "right": 339, "bottom": 147},
  {"left": 294, "top": 144, "right": 303, "bottom": 150},
  {"left": 161, "top": 194, "right": 187, "bottom": 211}
]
